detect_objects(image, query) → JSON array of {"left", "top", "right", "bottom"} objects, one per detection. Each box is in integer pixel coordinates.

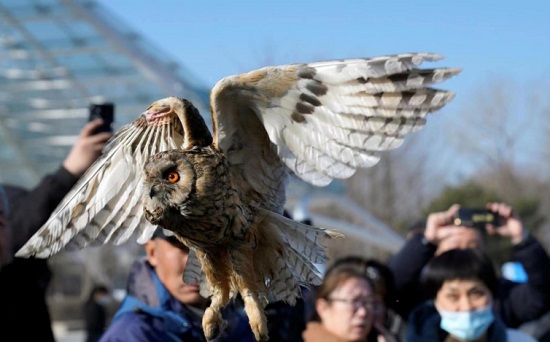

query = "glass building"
[
  {"left": 0, "top": 0, "right": 210, "bottom": 188},
  {"left": 0, "top": 0, "right": 214, "bottom": 328}
]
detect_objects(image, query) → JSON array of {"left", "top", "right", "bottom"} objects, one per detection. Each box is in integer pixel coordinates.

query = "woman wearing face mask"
[{"left": 405, "top": 248, "right": 535, "bottom": 342}]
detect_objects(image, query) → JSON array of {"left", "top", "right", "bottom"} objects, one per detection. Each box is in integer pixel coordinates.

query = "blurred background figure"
[
  {"left": 84, "top": 284, "right": 111, "bottom": 342},
  {"left": 0, "top": 187, "right": 10, "bottom": 268},
  {"left": 331, "top": 256, "right": 400, "bottom": 342},
  {"left": 262, "top": 285, "right": 309, "bottom": 342},
  {"left": 0, "top": 119, "right": 111, "bottom": 342},
  {"left": 303, "top": 260, "right": 374, "bottom": 342},
  {"left": 405, "top": 248, "right": 536, "bottom": 342},
  {"left": 389, "top": 203, "right": 550, "bottom": 330},
  {"left": 362, "top": 258, "right": 401, "bottom": 341},
  {"left": 303, "top": 256, "right": 398, "bottom": 342},
  {"left": 99, "top": 228, "right": 254, "bottom": 342}
]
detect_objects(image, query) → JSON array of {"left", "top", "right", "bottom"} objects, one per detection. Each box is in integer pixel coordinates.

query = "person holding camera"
[
  {"left": 405, "top": 248, "right": 536, "bottom": 342},
  {"left": 387, "top": 202, "right": 550, "bottom": 329}
]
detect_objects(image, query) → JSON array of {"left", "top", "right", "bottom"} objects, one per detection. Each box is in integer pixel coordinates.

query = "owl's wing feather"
[
  {"left": 16, "top": 53, "right": 459, "bottom": 262},
  {"left": 182, "top": 247, "right": 212, "bottom": 298},
  {"left": 183, "top": 247, "right": 202, "bottom": 284},
  {"left": 15, "top": 116, "right": 185, "bottom": 258},
  {"left": 257, "top": 209, "right": 341, "bottom": 303},
  {"left": 210, "top": 52, "right": 460, "bottom": 209}
]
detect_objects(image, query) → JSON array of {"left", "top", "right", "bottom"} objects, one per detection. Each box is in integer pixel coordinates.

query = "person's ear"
[
  {"left": 144, "top": 240, "right": 158, "bottom": 266},
  {"left": 316, "top": 298, "right": 330, "bottom": 322}
]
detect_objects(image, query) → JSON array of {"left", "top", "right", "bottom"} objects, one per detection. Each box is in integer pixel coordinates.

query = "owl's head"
[{"left": 142, "top": 150, "right": 195, "bottom": 226}]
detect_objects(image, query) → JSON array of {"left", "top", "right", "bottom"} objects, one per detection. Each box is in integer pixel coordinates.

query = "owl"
[{"left": 16, "top": 53, "right": 460, "bottom": 341}]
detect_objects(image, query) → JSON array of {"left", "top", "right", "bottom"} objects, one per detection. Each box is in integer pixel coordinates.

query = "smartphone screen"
[{"left": 89, "top": 103, "right": 114, "bottom": 134}]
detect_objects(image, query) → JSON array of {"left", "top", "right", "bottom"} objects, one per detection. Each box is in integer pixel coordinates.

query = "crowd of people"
[{"left": 1, "top": 121, "right": 550, "bottom": 341}]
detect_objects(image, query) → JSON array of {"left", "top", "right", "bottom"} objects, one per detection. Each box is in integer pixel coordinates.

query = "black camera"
[
  {"left": 89, "top": 103, "right": 114, "bottom": 134},
  {"left": 453, "top": 208, "right": 499, "bottom": 229}
]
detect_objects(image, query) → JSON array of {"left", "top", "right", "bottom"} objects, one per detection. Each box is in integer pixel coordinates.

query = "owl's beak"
[{"left": 149, "top": 186, "right": 158, "bottom": 199}]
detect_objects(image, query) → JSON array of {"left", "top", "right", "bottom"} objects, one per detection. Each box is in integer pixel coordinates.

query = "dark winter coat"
[
  {"left": 0, "top": 167, "right": 80, "bottom": 342},
  {"left": 99, "top": 258, "right": 256, "bottom": 342},
  {"left": 405, "top": 302, "right": 535, "bottom": 342},
  {"left": 388, "top": 233, "right": 550, "bottom": 328}
]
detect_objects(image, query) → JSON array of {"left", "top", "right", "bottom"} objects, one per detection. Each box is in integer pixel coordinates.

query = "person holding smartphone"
[
  {"left": 387, "top": 203, "right": 550, "bottom": 331},
  {"left": 406, "top": 248, "right": 536, "bottom": 342},
  {"left": 89, "top": 103, "right": 114, "bottom": 134},
  {"left": 0, "top": 118, "right": 112, "bottom": 342}
]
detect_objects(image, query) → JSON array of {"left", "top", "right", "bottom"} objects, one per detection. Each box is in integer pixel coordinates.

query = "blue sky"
[
  {"left": 99, "top": 0, "right": 550, "bottom": 96},
  {"left": 98, "top": 0, "right": 550, "bottom": 183}
]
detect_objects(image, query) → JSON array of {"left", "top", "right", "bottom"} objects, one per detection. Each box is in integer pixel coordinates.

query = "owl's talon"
[
  {"left": 244, "top": 299, "right": 269, "bottom": 341},
  {"left": 249, "top": 319, "right": 269, "bottom": 341},
  {"left": 203, "top": 307, "right": 226, "bottom": 341}
]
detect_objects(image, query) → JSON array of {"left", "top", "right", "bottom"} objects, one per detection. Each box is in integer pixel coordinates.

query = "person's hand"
[
  {"left": 424, "top": 204, "right": 464, "bottom": 245},
  {"left": 62, "top": 119, "right": 112, "bottom": 178},
  {"left": 486, "top": 202, "right": 525, "bottom": 245}
]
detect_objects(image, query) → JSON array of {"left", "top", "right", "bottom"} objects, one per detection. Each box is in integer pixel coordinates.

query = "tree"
[
  {"left": 446, "top": 79, "right": 546, "bottom": 199},
  {"left": 422, "top": 181, "right": 501, "bottom": 215},
  {"left": 343, "top": 115, "right": 457, "bottom": 233}
]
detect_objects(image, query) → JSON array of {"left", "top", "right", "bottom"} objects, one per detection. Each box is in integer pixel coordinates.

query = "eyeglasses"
[{"left": 327, "top": 297, "right": 378, "bottom": 312}]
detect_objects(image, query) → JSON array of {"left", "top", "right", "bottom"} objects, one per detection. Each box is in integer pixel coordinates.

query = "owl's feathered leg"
[
  {"left": 203, "top": 290, "right": 229, "bottom": 341},
  {"left": 196, "top": 250, "right": 231, "bottom": 341},
  {"left": 231, "top": 246, "right": 269, "bottom": 341}
]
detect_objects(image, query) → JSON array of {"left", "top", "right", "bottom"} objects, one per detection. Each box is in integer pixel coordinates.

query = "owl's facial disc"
[{"left": 142, "top": 152, "right": 196, "bottom": 226}]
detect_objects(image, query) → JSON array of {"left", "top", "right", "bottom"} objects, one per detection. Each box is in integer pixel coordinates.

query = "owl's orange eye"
[{"left": 166, "top": 171, "right": 180, "bottom": 183}]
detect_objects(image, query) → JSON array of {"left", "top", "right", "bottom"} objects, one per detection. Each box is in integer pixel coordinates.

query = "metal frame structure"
[{"left": 0, "top": 0, "right": 210, "bottom": 187}]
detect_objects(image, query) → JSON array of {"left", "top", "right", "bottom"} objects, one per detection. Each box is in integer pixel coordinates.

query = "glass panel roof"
[{"left": 0, "top": 0, "right": 210, "bottom": 187}]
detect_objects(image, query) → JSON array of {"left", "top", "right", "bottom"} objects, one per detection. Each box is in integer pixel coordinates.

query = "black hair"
[
  {"left": 365, "top": 259, "right": 395, "bottom": 306},
  {"left": 421, "top": 248, "right": 498, "bottom": 300}
]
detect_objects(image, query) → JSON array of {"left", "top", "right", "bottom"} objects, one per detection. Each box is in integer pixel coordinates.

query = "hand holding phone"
[
  {"left": 453, "top": 208, "right": 499, "bottom": 230},
  {"left": 89, "top": 103, "right": 114, "bottom": 134}
]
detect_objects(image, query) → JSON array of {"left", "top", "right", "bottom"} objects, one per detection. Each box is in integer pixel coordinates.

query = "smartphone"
[
  {"left": 89, "top": 103, "right": 114, "bottom": 134},
  {"left": 453, "top": 208, "right": 498, "bottom": 229}
]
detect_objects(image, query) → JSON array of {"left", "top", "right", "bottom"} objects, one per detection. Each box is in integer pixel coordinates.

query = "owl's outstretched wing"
[
  {"left": 15, "top": 107, "right": 190, "bottom": 258},
  {"left": 210, "top": 52, "right": 460, "bottom": 211}
]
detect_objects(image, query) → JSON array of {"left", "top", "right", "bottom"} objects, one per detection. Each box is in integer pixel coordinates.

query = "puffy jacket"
[
  {"left": 99, "top": 258, "right": 255, "bottom": 342},
  {"left": 388, "top": 233, "right": 550, "bottom": 327},
  {"left": 0, "top": 167, "right": 80, "bottom": 342}
]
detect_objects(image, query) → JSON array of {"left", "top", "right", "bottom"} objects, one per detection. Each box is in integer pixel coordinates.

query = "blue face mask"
[{"left": 438, "top": 304, "right": 495, "bottom": 341}]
